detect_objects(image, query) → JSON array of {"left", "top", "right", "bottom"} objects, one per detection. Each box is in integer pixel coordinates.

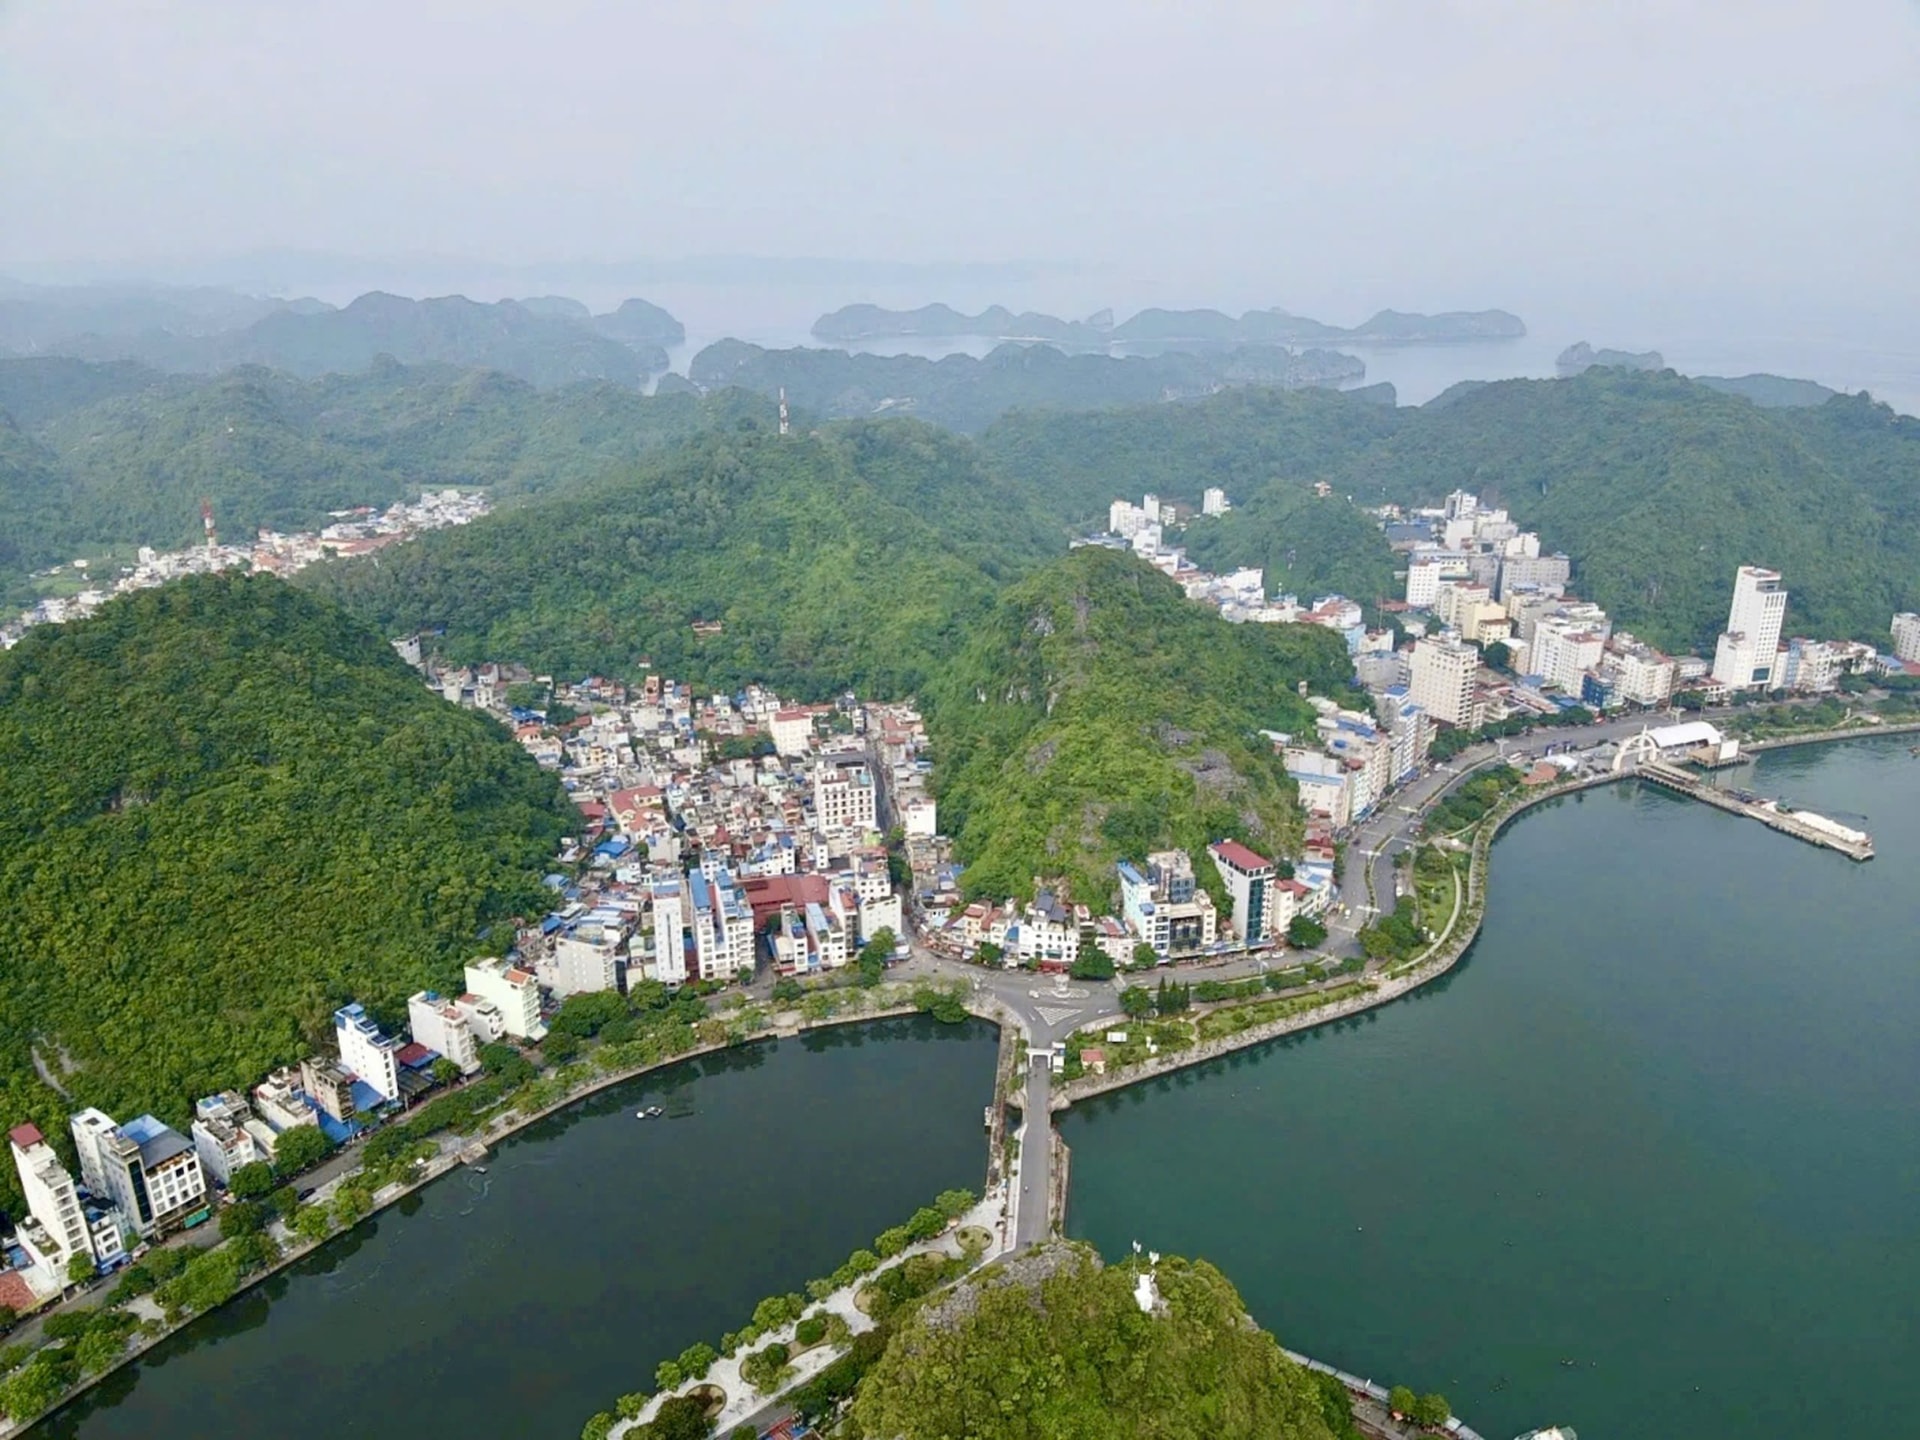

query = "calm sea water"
[
  {"left": 1061, "top": 736, "right": 1920, "bottom": 1439},
  {"left": 37, "top": 1017, "right": 998, "bottom": 1440}
]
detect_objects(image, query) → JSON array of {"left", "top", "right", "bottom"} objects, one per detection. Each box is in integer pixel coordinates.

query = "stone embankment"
[{"left": 1051, "top": 770, "right": 1618, "bottom": 1111}]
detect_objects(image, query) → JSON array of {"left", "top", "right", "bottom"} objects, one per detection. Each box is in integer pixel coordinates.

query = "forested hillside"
[
  {"left": 308, "top": 419, "right": 1060, "bottom": 696},
  {"left": 0, "top": 356, "right": 760, "bottom": 579},
  {"left": 983, "top": 372, "right": 1920, "bottom": 652},
  {"left": 687, "top": 339, "right": 1367, "bottom": 433},
  {"left": 32, "top": 290, "right": 683, "bottom": 388},
  {"left": 848, "top": 1241, "right": 1340, "bottom": 1440},
  {"left": 925, "top": 547, "right": 1351, "bottom": 905},
  {"left": 1333, "top": 371, "right": 1915, "bottom": 650},
  {"left": 0, "top": 574, "right": 571, "bottom": 1199}
]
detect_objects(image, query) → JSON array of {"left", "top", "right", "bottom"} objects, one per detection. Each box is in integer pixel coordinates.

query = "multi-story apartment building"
[
  {"left": 334, "top": 1003, "right": 403, "bottom": 1103},
  {"left": 689, "top": 868, "right": 755, "bottom": 982},
  {"left": 811, "top": 758, "right": 877, "bottom": 835},
  {"left": 300, "top": 1057, "right": 358, "bottom": 1125},
  {"left": 1208, "top": 840, "right": 1277, "bottom": 944},
  {"left": 1892, "top": 612, "right": 1920, "bottom": 665},
  {"left": 190, "top": 1092, "right": 267, "bottom": 1189},
  {"left": 1595, "top": 637, "right": 1672, "bottom": 707},
  {"left": 646, "top": 877, "right": 689, "bottom": 985},
  {"left": 10, "top": 1123, "right": 93, "bottom": 1264},
  {"left": 72, "top": 1112, "right": 206, "bottom": 1240},
  {"left": 1530, "top": 614, "right": 1607, "bottom": 696},
  {"left": 548, "top": 923, "right": 623, "bottom": 998},
  {"left": 465, "top": 957, "right": 547, "bottom": 1039},
  {"left": 1118, "top": 851, "right": 1217, "bottom": 958},
  {"left": 1711, "top": 566, "right": 1787, "bottom": 689},
  {"left": 1409, "top": 633, "right": 1481, "bottom": 728},
  {"left": 409, "top": 990, "right": 482, "bottom": 1075}
]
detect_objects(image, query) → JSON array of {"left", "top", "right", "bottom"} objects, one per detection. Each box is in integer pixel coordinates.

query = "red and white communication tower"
[{"left": 200, "top": 498, "right": 217, "bottom": 549}]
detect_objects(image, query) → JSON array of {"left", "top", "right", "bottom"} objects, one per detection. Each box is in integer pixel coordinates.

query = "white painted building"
[
  {"left": 1710, "top": 565, "right": 1787, "bottom": 689},
  {"left": 464, "top": 957, "right": 547, "bottom": 1040},
  {"left": 689, "top": 868, "right": 755, "bottom": 982},
  {"left": 548, "top": 923, "right": 623, "bottom": 998},
  {"left": 9, "top": 1123, "right": 92, "bottom": 1263},
  {"left": 191, "top": 1092, "right": 267, "bottom": 1189},
  {"left": 1530, "top": 615, "right": 1607, "bottom": 695},
  {"left": 1892, "top": 612, "right": 1920, "bottom": 665},
  {"left": 812, "top": 759, "right": 877, "bottom": 835},
  {"left": 1409, "top": 633, "right": 1481, "bottom": 728},
  {"left": 334, "top": 1003, "right": 403, "bottom": 1103},
  {"left": 768, "top": 708, "right": 813, "bottom": 758},
  {"left": 647, "top": 878, "right": 690, "bottom": 985},
  {"left": 1208, "top": 840, "right": 1277, "bottom": 944},
  {"left": 409, "top": 990, "right": 483, "bottom": 1074}
]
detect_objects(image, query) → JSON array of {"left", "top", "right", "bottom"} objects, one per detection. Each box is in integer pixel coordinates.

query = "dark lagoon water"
[
  {"left": 1062, "top": 736, "right": 1920, "bottom": 1439},
  {"left": 38, "top": 1016, "right": 998, "bottom": 1440}
]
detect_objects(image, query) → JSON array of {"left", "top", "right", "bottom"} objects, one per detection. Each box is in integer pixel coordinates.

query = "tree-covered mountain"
[
  {"left": 1111, "top": 305, "right": 1525, "bottom": 345},
  {"left": 974, "top": 386, "right": 1403, "bottom": 528},
  {"left": 0, "top": 356, "right": 760, "bottom": 581},
  {"left": 982, "top": 371, "right": 1920, "bottom": 653},
  {"left": 67, "top": 291, "right": 674, "bottom": 387},
  {"left": 810, "top": 300, "right": 1524, "bottom": 347},
  {"left": 307, "top": 419, "right": 1060, "bottom": 697},
  {"left": 925, "top": 547, "right": 1351, "bottom": 905},
  {"left": 1326, "top": 371, "right": 1917, "bottom": 650},
  {"left": 686, "top": 339, "right": 1366, "bottom": 433},
  {"left": 847, "top": 1240, "right": 1339, "bottom": 1440},
  {"left": 812, "top": 303, "right": 1112, "bottom": 345},
  {"left": 0, "top": 574, "right": 571, "bottom": 1197}
]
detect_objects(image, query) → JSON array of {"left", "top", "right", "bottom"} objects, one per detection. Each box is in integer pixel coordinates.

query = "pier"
[{"left": 1635, "top": 760, "right": 1874, "bottom": 860}]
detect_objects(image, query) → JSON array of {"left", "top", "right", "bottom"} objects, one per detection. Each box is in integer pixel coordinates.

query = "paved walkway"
[{"left": 610, "top": 1195, "right": 1011, "bottom": 1440}]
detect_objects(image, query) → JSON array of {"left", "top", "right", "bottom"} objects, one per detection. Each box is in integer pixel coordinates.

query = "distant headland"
[
  {"left": 812, "top": 303, "right": 1527, "bottom": 347},
  {"left": 1556, "top": 340, "right": 1664, "bottom": 375}
]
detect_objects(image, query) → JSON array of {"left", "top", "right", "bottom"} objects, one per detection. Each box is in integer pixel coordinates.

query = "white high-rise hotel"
[{"left": 1711, "top": 566, "right": 1788, "bottom": 689}]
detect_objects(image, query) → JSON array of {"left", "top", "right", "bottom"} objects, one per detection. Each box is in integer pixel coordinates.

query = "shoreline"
[
  {"left": 10, "top": 997, "right": 992, "bottom": 1439},
  {"left": 17, "top": 720, "right": 1910, "bottom": 1435},
  {"left": 1047, "top": 719, "right": 1918, "bottom": 1109}
]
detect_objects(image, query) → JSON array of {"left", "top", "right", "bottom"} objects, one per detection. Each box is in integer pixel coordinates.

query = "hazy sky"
[{"left": 3, "top": 0, "right": 1917, "bottom": 328}]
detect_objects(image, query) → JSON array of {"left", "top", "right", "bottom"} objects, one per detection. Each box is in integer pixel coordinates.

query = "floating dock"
[{"left": 1637, "top": 761, "right": 1874, "bottom": 860}]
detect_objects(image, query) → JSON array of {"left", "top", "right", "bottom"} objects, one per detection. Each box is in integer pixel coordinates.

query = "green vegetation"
[
  {"left": 688, "top": 339, "right": 1362, "bottom": 434},
  {"left": 0, "top": 354, "right": 756, "bottom": 585},
  {"left": 35, "top": 292, "right": 681, "bottom": 388},
  {"left": 0, "top": 574, "right": 571, "bottom": 1210},
  {"left": 311, "top": 420, "right": 1055, "bottom": 697},
  {"left": 993, "top": 371, "right": 1920, "bottom": 651},
  {"left": 847, "top": 1241, "right": 1337, "bottom": 1439},
  {"left": 927, "top": 547, "right": 1351, "bottom": 904},
  {"left": 1423, "top": 765, "right": 1526, "bottom": 835},
  {"left": 1193, "top": 985, "right": 1369, "bottom": 1042}
]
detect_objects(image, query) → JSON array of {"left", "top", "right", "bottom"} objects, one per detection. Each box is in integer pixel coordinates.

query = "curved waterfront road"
[{"left": 893, "top": 705, "right": 1811, "bottom": 1250}]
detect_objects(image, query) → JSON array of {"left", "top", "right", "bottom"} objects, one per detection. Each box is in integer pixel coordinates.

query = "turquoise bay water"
[{"left": 1062, "top": 737, "right": 1920, "bottom": 1438}]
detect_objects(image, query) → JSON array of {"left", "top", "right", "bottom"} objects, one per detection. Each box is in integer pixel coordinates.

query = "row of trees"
[{"left": 586, "top": 1188, "right": 979, "bottom": 1440}]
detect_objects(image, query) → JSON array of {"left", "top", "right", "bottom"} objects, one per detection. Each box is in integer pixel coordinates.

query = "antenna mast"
[
  {"left": 200, "top": 498, "right": 217, "bottom": 549},
  {"left": 778, "top": 387, "right": 790, "bottom": 437}
]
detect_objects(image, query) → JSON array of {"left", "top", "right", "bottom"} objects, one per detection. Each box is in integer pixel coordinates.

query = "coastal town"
[
  {"left": 0, "top": 487, "right": 490, "bottom": 648},
  {"left": 3, "top": 480, "right": 1917, "bottom": 1440}
]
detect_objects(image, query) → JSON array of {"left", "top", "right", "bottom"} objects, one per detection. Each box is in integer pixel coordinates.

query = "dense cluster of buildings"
[
  {"left": 2, "top": 979, "right": 520, "bottom": 1304},
  {"left": 1, "top": 489, "right": 489, "bottom": 647},
  {"left": 1381, "top": 492, "right": 1911, "bottom": 721},
  {"left": 416, "top": 664, "right": 920, "bottom": 987}
]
